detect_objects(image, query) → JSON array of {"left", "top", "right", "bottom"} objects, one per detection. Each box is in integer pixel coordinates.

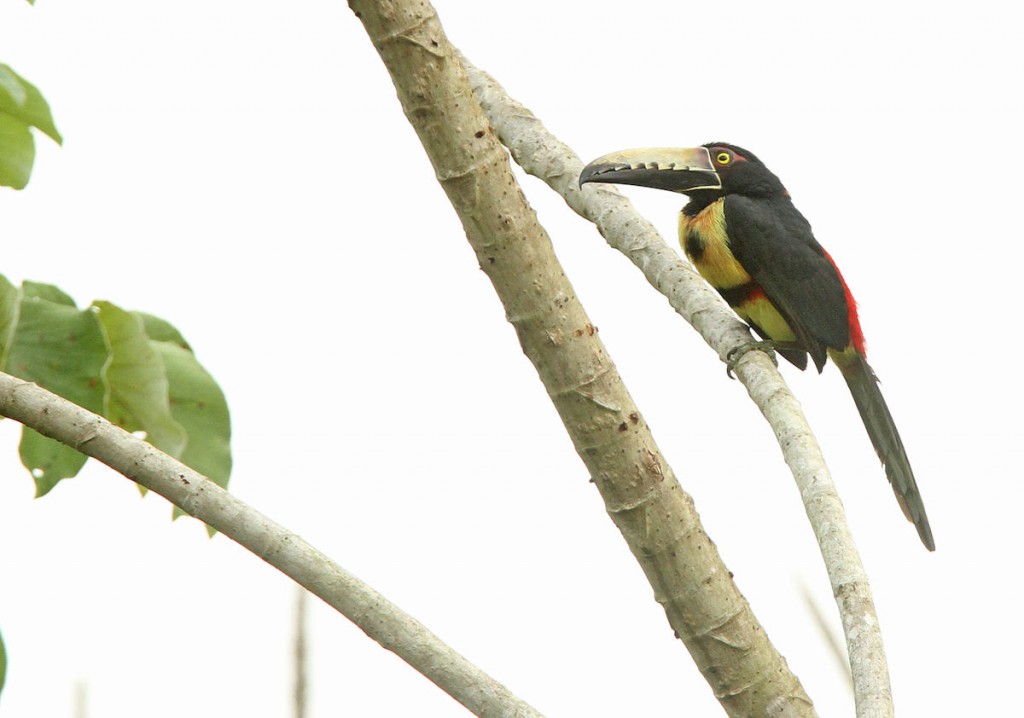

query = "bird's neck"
[{"left": 682, "top": 190, "right": 722, "bottom": 217}]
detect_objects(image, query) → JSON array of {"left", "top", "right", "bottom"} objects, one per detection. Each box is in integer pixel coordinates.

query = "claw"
[{"left": 726, "top": 340, "right": 779, "bottom": 378}]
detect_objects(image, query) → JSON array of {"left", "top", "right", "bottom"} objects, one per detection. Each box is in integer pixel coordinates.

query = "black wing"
[{"left": 723, "top": 194, "right": 851, "bottom": 371}]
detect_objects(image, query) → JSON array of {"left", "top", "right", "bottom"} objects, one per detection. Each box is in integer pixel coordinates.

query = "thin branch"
[
  {"left": 0, "top": 372, "right": 544, "bottom": 718},
  {"left": 349, "top": 0, "right": 814, "bottom": 715},
  {"left": 73, "top": 680, "right": 87, "bottom": 718},
  {"left": 294, "top": 587, "right": 308, "bottom": 718},
  {"left": 459, "top": 58, "right": 892, "bottom": 718}
]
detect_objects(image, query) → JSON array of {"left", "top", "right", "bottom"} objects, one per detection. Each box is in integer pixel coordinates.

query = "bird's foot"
[{"left": 726, "top": 340, "right": 779, "bottom": 378}]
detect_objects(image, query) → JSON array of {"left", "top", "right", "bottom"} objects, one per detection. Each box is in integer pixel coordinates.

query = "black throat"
[{"left": 682, "top": 189, "right": 722, "bottom": 217}]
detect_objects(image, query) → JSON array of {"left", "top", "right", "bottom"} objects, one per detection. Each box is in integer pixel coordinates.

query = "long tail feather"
[{"left": 832, "top": 348, "right": 934, "bottom": 550}]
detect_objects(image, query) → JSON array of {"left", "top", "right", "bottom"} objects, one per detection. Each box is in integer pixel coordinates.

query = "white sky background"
[{"left": 0, "top": 1, "right": 1021, "bottom": 716}]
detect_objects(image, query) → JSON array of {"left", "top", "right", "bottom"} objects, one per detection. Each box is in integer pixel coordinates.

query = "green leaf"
[
  {"left": 21, "top": 280, "right": 75, "bottom": 305},
  {"left": 0, "top": 67, "right": 26, "bottom": 108},
  {"left": 0, "top": 282, "right": 231, "bottom": 500},
  {"left": 149, "top": 335, "right": 231, "bottom": 491},
  {"left": 0, "top": 112, "right": 34, "bottom": 189},
  {"left": 0, "top": 275, "right": 19, "bottom": 368},
  {"left": 1, "top": 627, "right": 6, "bottom": 697},
  {"left": 5, "top": 292, "right": 108, "bottom": 404},
  {"left": 0, "top": 64, "right": 61, "bottom": 189},
  {"left": 138, "top": 314, "right": 232, "bottom": 519},
  {"left": 19, "top": 428, "right": 89, "bottom": 496},
  {"left": 0, "top": 64, "right": 61, "bottom": 144},
  {"left": 94, "top": 301, "right": 187, "bottom": 457},
  {"left": 135, "top": 312, "right": 190, "bottom": 349},
  {"left": 6, "top": 289, "right": 108, "bottom": 494}
]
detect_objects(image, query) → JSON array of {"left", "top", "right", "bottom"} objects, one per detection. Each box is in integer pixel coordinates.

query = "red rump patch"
[{"left": 822, "top": 249, "right": 866, "bottom": 355}]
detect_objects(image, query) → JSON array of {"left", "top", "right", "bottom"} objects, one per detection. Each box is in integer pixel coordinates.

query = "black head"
[{"left": 700, "top": 143, "right": 787, "bottom": 199}]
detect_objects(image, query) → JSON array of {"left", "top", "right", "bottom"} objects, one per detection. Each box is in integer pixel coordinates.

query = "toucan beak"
[{"left": 579, "top": 147, "right": 721, "bottom": 193}]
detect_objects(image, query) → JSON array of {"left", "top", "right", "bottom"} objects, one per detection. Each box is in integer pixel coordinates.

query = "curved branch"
[
  {"left": 460, "top": 58, "right": 892, "bottom": 718},
  {"left": 0, "top": 372, "right": 544, "bottom": 718}
]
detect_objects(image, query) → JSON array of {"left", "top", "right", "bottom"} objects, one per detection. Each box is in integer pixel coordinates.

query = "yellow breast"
[{"left": 678, "top": 199, "right": 751, "bottom": 290}]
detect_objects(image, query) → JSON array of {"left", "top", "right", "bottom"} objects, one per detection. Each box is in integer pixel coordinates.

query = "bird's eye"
[{"left": 715, "top": 151, "right": 731, "bottom": 165}]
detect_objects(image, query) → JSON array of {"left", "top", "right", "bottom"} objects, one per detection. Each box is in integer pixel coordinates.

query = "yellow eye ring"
[{"left": 716, "top": 152, "right": 731, "bottom": 164}]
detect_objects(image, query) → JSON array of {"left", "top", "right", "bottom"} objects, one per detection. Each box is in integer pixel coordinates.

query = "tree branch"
[
  {"left": 349, "top": 0, "right": 814, "bottom": 715},
  {"left": 459, "top": 58, "right": 892, "bottom": 718},
  {"left": 0, "top": 372, "right": 545, "bottom": 718}
]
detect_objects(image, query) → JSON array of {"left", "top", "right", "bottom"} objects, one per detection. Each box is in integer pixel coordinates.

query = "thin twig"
[
  {"left": 0, "top": 372, "right": 545, "bottom": 718},
  {"left": 294, "top": 587, "right": 308, "bottom": 718},
  {"left": 460, "top": 57, "right": 893, "bottom": 718}
]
